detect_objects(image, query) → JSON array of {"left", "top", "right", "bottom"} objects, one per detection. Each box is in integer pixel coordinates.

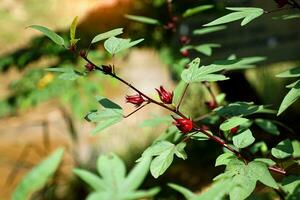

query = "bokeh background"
[{"left": 0, "top": 0, "right": 299, "bottom": 199}]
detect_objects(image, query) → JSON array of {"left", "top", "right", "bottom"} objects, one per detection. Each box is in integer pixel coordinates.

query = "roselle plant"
[{"left": 12, "top": 1, "right": 300, "bottom": 200}]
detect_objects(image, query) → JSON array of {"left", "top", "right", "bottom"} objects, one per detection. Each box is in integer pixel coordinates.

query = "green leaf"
[
  {"left": 12, "top": 148, "right": 64, "bottom": 200},
  {"left": 96, "top": 96, "right": 122, "bottom": 109},
  {"left": 220, "top": 117, "right": 249, "bottom": 131},
  {"left": 281, "top": 175, "right": 300, "bottom": 196},
  {"left": 273, "top": 14, "right": 300, "bottom": 20},
  {"left": 73, "top": 169, "right": 107, "bottom": 191},
  {"left": 70, "top": 16, "right": 80, "bottom": 45},
  {"left": 147, "top": 141, "right": 185, "bottom": 178},
  {"left": 215, "top": 153, "right": 235, "bottom": 166},
  {"left": 292, "top": 140, "right": 300, "bottom": 158},
  {"left": 85, "top": 97, "right": 123, "bottom": 135},
  {"left": 233, "top": 129, "right": 255, "bottom": 148},
  {"left": 97, "top": 154, "right": 126, "bottom": 188},
  {"left": 250, "top": 141, "right": 268, "bottom": 155},
  {"left": 122, "top": 156, "right": 152, "bottom": 191},
  {"left": 173, "top": 81, "right": 187, "bottom": 105},
  {"left": 248, "top": 161, "right": 278, "bottom": 189},
  {"left": 254, "top": 119, "right": 280, "bottom": 135},
  {"left": 254, "top": 158, "right": 276, "bottom": 166},
  {"left": 125, "top": 14, "right": 160, "bottom": 25},
  {"left": 276, "top": 67, "right": 300, "bottom": 78},
  {"left": 28, "top": 25, "right": 65, "bottom": 46},
  {"left": 193, "top": 26, "right": 227, "bottom": 35},
  {"left": 46, "top": 67, "right": 82, "bottom": 81},
  {"left": 194, "top": 44, "right": 221, "bottom": 56},
  {"left": 91, "top": 28, "right": 124, "bottom": 44},
  {"left": 181, "top": 58, "right": 228, "bottom": 83},
  {"left": 213, "top": 56, "right": 266, "bottom": 70},
  {"left": 204, "top": 7, "right": 264, "bottom": 27},
  {"left": 194, "top": 179, "right": 232, "bottom": 200},
  {"left": 168, "top": 183, "right": 196, "bottom": 200},
  {"left": 216, "top": 102, "right": 275, "bottom": 117},
  {"left": 175, "top": 142, "right": 187, "bottom": 160},
  {"left": 104, "top": 37, "right": 144, "bottom": 55},
  {"left": 150, "top": 146, "right": 175, "bottom": 178},
  {"left": 183, "top": 5, "right": 214, "bottom": 18},
  {"left": 123, "top": 187, "right": 160, "bottom": 199},
  {"left": 229, "top": 174, "right": 256, "bottom": 200},
  {"left": 271, "top": 139, "right": 294, "bottom": 159},
  {"left": 278, "top": 81, "right": 300, "bottom": 115}
]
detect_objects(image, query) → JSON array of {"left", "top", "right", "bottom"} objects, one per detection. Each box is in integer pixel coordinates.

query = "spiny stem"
[{"left": 176, "top": 83, "right": 189, "bottom": 111}]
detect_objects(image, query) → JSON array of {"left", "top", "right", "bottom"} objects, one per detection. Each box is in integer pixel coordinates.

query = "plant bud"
[
  {"left": 180, "top": 49, "right": 189, "bottom": 57},
  {"left": 172, "top": 116, "right": 193, "bottom": 134},
  {"left": 230, "top": 126, "right": 239, "bottom": 134},
  {"left": 179, "top": 35, "right": 191, "bottom": 45},
  {"left": 102, "top": 65, "right": 113, "bottom": 74},
  {"left": 80, "top": 50, "right": 87, "bottom": 57},
  {"left": 85, "top": 63, "right": 95, "bottom": 72},
  {"left": 205, "top": 101, "right": 217, "bottom": 110},
  {"left": 156, "top": 86, "right": 173, "bottom": 104},
  {"left": 125, "top": 94, "right": 145, "bottom": 107}
]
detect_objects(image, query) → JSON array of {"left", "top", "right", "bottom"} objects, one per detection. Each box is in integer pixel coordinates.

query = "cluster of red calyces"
[
  {"left": 125, "top": 94, "right": 145, "bottom": 107},
  {"left": 156, "top": 86, "right": 173, "bottom": 104},
  {"left": 172, "top": 116, "right": 193, "bottom": 134},
  {"left": 275, "top": 0, "right": 289, "bottom": 7}
]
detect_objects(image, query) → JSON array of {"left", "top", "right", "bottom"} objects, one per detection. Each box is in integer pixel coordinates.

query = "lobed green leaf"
[{"left": 28, "top": 25, "right": 65, "bottom": 46}]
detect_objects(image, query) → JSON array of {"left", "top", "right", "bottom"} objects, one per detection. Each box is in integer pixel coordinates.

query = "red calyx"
[
  {"left": 156, "top": 86, "right": 173, "bottom": 104},
  {"left": 80, "top": 50, "right": 87, "bottom": 58},
  {"left": 125, "top": 94, "right": 145, "bottom": 107},
  {"left": 172, "top": 116, "right": 193, "bottom": 134},
  {"left": 205, "top": 100, "right": 217, "bottom": 110},
  {"left": 230, "top": 126, "right": 239, "bottom": 134},
  {"left": 102, "top": 65, "right": 113, "bottom": 74},
  {"left": 163, "top": 22, "right": 176, "bottom": 32},
  {"left": 180, "top": 49, "right": 189, "bottom": 57},
  {"left": 179, "top": 35, "right": 191, "bottom": 45},
  {"left": 85, "top": 63, "right": 95, "bottom": 71},
  {"left": 275, "top": 0, "right": 289, "bottom": 8}
]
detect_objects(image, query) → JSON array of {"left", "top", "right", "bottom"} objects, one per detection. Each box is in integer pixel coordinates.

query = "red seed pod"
[
  {"left": 85, "top": 63, "right": 95, "bottom": 72},
  {"left": 180, "top": 49, "right": 189, "bottom": 57},
  {"left": 179, "top": 35, "right": 191, "bottom": 45},
  {"left": 205, "top": 101, "right": 217, "bottom": 110},
  {"left": 156, "top": 86, "right": 173, "bottom": 104},
  {"left": 172, "top": 116, "right": 193, "bottom": 134},
  {"left": 125, "top": 94, "right": 145, "bottom": 107},
  {"left": 230, "top": 126, "right": 239, "bottom": 134}
]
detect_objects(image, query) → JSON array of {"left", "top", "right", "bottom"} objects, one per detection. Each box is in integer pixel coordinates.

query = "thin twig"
[
  {"left": 176, "top": 83, "right": 189, "bottom": 111},
  {"left": 123, "top": 101, "right": 150, "bottom": 118},
  {"left": 203, "top": 82, "right": 217, "bottom": 106}
]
